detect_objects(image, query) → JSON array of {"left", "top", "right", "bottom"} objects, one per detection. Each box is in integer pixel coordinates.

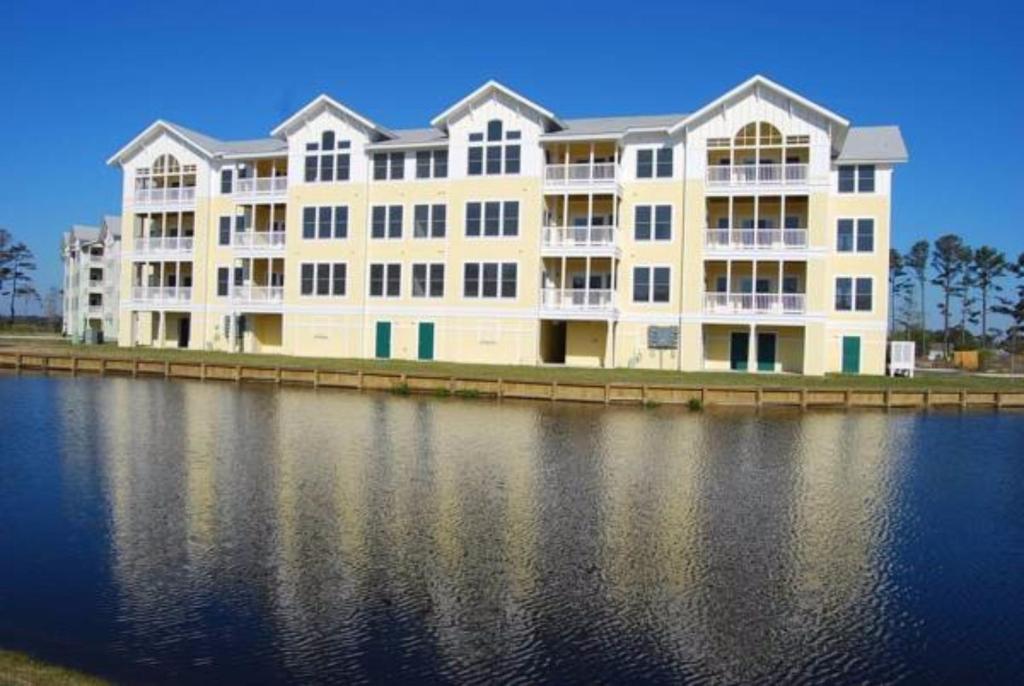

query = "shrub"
[
  {"left": 453, "top": 388, "right": 480, "bottom": 399},
  {"left": 391, "top": 382, "right": 410, "bottom": 396},
  {"left": 687, "top": 397, "right": 703, "bottom": 412}
]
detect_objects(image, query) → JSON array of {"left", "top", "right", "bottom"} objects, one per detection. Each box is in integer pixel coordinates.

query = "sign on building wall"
[{"left": 647, "top": 326, "right": 679, "bottom": 350}]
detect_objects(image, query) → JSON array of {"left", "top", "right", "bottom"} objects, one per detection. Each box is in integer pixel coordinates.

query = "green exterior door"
[
  {"left": 418, "top": 322, "right": 435, "bottom": 361},
  {"left": 375, "top": 321, "right": 391, "bottom": 359},
  {"left": 757, "top": 333, "right": 776, "bottom": 372},
  {"left": 842, "top": 336, "right": 861, "bottom": 374},
  {"left": 730, "top": 332, "right": 749, "bottom": 371}
]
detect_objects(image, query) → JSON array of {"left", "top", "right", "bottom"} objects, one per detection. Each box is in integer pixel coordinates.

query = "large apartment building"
[
  {"left": 61, "top": 215, "right": 121, "bottom": 342},
  {"left": 107, "top": 75, "right": 907, "bottom": 374}
]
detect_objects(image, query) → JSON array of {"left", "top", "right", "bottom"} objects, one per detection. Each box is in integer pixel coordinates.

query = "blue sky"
[{"left": 1, "top": 0, "right": 1022, "bottom": 313}]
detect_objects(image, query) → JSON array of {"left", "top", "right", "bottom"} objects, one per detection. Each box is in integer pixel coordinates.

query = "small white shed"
[{"left": 889, "top": 341, "right": 916, "bottom": 377}]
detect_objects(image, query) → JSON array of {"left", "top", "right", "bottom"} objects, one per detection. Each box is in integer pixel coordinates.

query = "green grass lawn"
[
  {"left": 0, "top": 649, "right": 108, "bottom": 685},
  {"left": 2, "top": 336, "right": 1022, "bottom": 391}
]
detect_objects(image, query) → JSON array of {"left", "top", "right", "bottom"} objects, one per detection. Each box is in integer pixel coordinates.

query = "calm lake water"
[{"left": 1, "top": 373, "right": 1023, "bottom": 684}]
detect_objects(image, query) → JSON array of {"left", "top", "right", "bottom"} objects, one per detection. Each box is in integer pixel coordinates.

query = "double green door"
[{"left": 730, "top": 332, "right": 776, "bottom": 372}]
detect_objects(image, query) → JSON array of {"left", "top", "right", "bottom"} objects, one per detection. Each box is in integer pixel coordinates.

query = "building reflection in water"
[{"left": 69, "top": 378, "right": 916, "bottom": 682}]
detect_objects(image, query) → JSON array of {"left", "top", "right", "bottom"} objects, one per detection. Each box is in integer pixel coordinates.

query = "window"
[
  {"left": 302, "top": 206, "right": 347, "bottom": 239},
  {"left": 301, "top": 264, "right": 314, "bottom": 295},
  {"left": 217, "top": 267, "right": 229, "bottom": 297},
  {"left": 218, "top": 216, "right": 231, "bottom": 246},
  {"left": 855, "top": 277, "right": 873, "bottom": 311},
  {"left": 465, "top": 201, "right": 519, "bottom": 237},
  {"left": 412, "top": 263, "right": 445, "bottom": 297},
  {"left": 433, "top": 150, "right": 448, "bottom": 178},
  {"left": 856, "top": 219, "right": 874, "bottom": 252},
  {"left": 220, "top": 169, "right": 233, "bottom": 194},
  {"left": 463, "top": 262, "right": 517, "bottom": 298},
  {"left": 416, "top": 151, "right": 431, "bottom": 178},
  {"left": 634, "top": 205, "right": 671, "bottom": 240},
  {"left": 300, "top": 262, "right": 346, "bottom": 296},
  {"left": 369, "top": 263, "right": 401, "bottom": 297},
  {"left": 371, "top": 206, "right": 403, "bottom": 239},
  {"left": 374, "top": 154, "right": 388, "bottom": 180},
  {"left": 633, "top": 266, "right": 671, "bottom": 303},
  {"left": 305, "top": 132, "right": 351, "bottom": 183},
  {"left": 413, "top": 204, "right": 446, "bottom": 238},
  {"left": 839, "top": 164, "right": 876, "bottom": 193},
  {"left": 332, "top": 263, "right": 346, "bottom": 295},
  {"left": 656, "top": 148, "right": 673, "bottom": 178},
  {"left": 468, "top": 120, "right": 520, "bottom": 175},
  {"left": 837, "top": 218, "right": 874, "bottom": 252},
  {"left": 637, "top": 149, "right": 653, "bottom": 178},
  {"left": 316, "top": 264, "right": 330, "bottom": 295},
  {"left": 835, "top": 277, "right": 873, "bottom": 311},
  {"left": 390, "top": 152, "right": 404, "bottom": 180}
]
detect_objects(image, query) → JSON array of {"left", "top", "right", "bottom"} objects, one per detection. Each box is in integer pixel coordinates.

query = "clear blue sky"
[{"left": 1, "top": 0, "right": 1022, "bottom": 307}]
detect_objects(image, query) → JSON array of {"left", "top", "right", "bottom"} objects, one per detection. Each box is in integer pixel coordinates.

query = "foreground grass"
[
  {"left": 2, "top": 336, "right": 1023, "bottom": 391},
  {"left": 0, "top": 650, "right": 107, "bottom": 686}
]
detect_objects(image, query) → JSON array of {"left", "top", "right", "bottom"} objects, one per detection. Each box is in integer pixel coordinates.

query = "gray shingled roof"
[
  {"left": 367, "top": 127, "right": 449, "bottom": 149},
  {"left": 544, "top": 113, "right": 687, "bottom": 138},
  {"left": 836, "top": 126, "right": 907, "bottom": 163},
  {"left": 102, "top": 215, "right": 122, "bottom": 238},
  {"left": 164, "top": 121, "right": 287, "bottom": 156},
  {"left": 70, "top": 225, "right": 100, "bottom": 241}
]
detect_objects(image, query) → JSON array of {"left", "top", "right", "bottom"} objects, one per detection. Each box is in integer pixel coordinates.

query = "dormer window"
[
  {"left": 304, "top": 132, "right": 351, "bottom": 183},
  {"left": 468, "top": 120, "right": 521, "bottom": 176}
]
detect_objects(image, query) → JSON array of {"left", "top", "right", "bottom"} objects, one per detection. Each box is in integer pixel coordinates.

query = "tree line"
[
  {"left": 889, "top": 235, "right": 1024, "bottom": 357},
  {"left": 0, "top": 228, "right": 39, "bottom": 325}
]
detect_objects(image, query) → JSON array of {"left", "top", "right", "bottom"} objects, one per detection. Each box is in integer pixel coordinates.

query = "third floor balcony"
[
  {"left": 233, "top": 175, "right": 288, "bottom": 200},
  {"left": 133, "top": 185, "right": 197, "bottom": 207},
  {"left": 703, "top": 292, "right": 807, "bottom": 316},
  {"left": 704, "top": 228, "right": 808, "bottom": 252},
  {"left": 134, "top": 235, "right": 195, "bottom": 255},
  {"left": 231, "top": 230, "right": 286, "bottom": 252},
  {"left": 706, "top": 163, "right": 808, "bottom": 189}
]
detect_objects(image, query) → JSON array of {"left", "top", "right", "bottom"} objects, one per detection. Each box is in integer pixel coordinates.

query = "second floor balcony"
[
  {"left": 230, "top": 284, "right": 284, "bottom": 305},
  {"left": 232, "top": 230, "right": 286, "bottom": 251},
  {"left": 703, "top": 292, "right": 806, "bottom": 316},
  {"left": 704, "top": 228, "right": 808, "bottom": 252},
  {"left": 132, "top": 286, "right": 193, "bottom": 304},
  {"left": 540, "top": 287, "right": 616, "bottom": 318},
  {"left": 134, "top": 235, "right": 195, "bottom": 255},
  {"left": 706, "top": 163, "right": 808, "bottom": 189}
]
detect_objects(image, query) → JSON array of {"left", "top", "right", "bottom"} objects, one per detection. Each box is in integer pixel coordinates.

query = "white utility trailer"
[{"left": 888, "top": 341, "right": 916, "bottom": 377}]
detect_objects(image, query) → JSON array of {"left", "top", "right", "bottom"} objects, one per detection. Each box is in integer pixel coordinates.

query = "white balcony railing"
[
  {"left": 541, "top": 287, "right": 615, "bottom": 312},
  {"left": 704, "top": 228, "right": 808, "bottom": 250},
  {"left": 134, "top": 236, "right": 195, "bottom": 254},
  {"left": 544, "top": 163, "right": 619, "bottom": 187},
  {"left": 703, "top": 292, "right": 806, "bottom": 315},
  {"left": 131, "top": 286, "right": 193, "bottom": 303},
  {"left": 542, "top": 225, "right": 618, "bottom": 250},
  {"left": 235, "top": 176, "right": 288, "bottom": 197},
  {"left": 87, "top": 304, "right": 104, "bottom": 315},
  {"left": 706, "top": 163, "right": 808, "bottom": 187},
  {"left": 232, "top": 231, "right": 286, "bottom": 250},
  {"left": 230, "top": 285, "right": 284, "bottom": 304},
  {"left": 88, "top": 279, "right": 104, "bottom": 288},
  {"left": 86, "top": 254, "right": 104, "bottom": 265},
  {"left": 133, "top": 186, "right": 197, "bottom": 206}
]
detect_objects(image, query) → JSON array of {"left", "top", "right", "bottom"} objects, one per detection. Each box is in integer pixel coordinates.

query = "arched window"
[
  {"left": 486, "top": 119, "right": 503, "bottom": 142},
  {"left": 152, "top": 153, "right": 182, "bottom": 175},
  {"left": 734, "top": 122, "right": 782, "bottom": 147}
]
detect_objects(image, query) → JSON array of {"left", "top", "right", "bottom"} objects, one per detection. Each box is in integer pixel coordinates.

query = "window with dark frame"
[
  {"left": 468, "top": 120, "right": 521, "bottom": 176},
  {"left": 463, "top": 262, "right": 516, "bottom": 298},
  {"left": 217, "top": 267, "right": 229, "bottom": 296},
  {"left": 466, "top": 201, "right": 518, "bottom": 237},
  {"left": 305, "top": 132, "right": 350, "bottom": 183}
]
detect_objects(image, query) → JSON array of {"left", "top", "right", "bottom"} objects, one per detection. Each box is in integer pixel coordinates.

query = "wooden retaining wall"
[{"left": 1, "top": 351, "right": 1022, "bottom": 411}]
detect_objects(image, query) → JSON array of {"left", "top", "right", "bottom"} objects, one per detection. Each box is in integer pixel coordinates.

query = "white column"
[
  {"left": 158, "top": 310, "right": 166, "bottom": 348},
  {"left": 748, "top": 323, "right": 757, "bottom": 373},
  {"left": 584, "top": 256, "right": 591, "bottom": 307}
]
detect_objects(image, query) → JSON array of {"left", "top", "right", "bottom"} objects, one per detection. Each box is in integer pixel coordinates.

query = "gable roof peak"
[
  {"left": 270, "top": 93, "right": 393, "bottom": 139},
  {"left": 430, "top": 79, "right": 564, "bottom": 131}
]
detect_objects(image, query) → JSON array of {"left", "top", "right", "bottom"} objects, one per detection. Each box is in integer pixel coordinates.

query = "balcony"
[
  {"left": 230, "top": 285, "right": 284, "bottom": 306},
  {"left": 132, "top": 286, "right": 193, "bottom": 304},
  {"left": 86, "top": 253, "right": 104, "bottom": 265},
  {"left": 88, "top": 278, "right": 104, "bottom": 289},
  {"left": 542, "top": 225, "right": 619, "bottom": 256},
  {"left": 706, "top": 163, "right": 808, "bottom": 189},
  {"left": 232, "top": 231, "right": 286, "bottom": 252},
  {"left": 540, "top": 287, "right": 616, "bottom": 318},
  {"left": 543, "top": 163, "right": 621, "bottom": 193},
  {"left": 133, "top": 186, "right": 197, "bottom": 208},
  {"left": 234, "top": 176, "right": 288, "bottom": 200},
  {"left": 87, "top": 304, "right": 104, "bottom": 317},
  {"left": 703, "top": 292, "right": 806, "bottom": 316},
  {"left": 134, "top": 236, "right": 195, "bottom": 255},
  {"left": 704, "top": 228, "right": 808, "bottom": 252}
]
